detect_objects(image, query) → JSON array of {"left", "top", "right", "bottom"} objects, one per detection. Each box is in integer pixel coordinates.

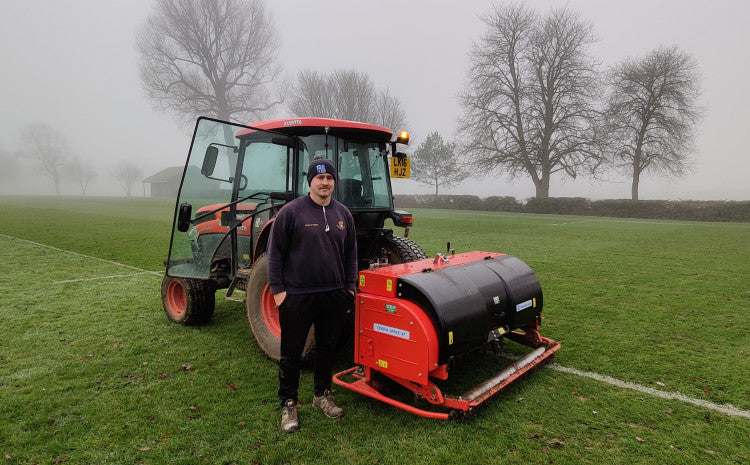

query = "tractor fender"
[{"left": 253, "top": 217, "right": 275, "bottom": 263}]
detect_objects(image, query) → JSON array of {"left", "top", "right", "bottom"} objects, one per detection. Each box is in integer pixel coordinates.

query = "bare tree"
[
  {"left": 136, "top": 0, "right": 282, "bottom": 125},
  {"left": 112, "top": 162, "right": 144, "bottom": 197},
  {"left": 605, "top": 46, "right": 703, "bottom": 200},
  {"left": 65, "top": 158, "right": 97, "bottom": 196},
  {"left": 287, "top": 68, "right": 408, "bottom": 130},
  {"left": 287, "top": 69, "right": 332, "bottom": 117},
  {"left": 19, "top": 123, "right": 70, "bottom": 195},
  {"left": 458, "top": 4, "right": 602, "bottom": 198},
  {"left": 411, "top": 132, "right": 469, "bottom": 195},
  {"left": 329, "top": 69, "right": 377, "bottom": 123},
  {"left": 374, "top": 89, "right": 408, "bottom": 132}
]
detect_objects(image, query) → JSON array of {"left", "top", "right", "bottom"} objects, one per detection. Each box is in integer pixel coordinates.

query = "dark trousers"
[{"left": 278, "top": 289, "right": 351, "bottom": 406}]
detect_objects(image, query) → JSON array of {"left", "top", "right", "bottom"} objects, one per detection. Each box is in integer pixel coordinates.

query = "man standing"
[{"left": 267, "top": 155, "right": 358, "bottom": 433}]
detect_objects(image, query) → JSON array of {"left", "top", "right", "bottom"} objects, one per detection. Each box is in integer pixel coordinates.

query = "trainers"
[
  {"left": 313, "top": 390, "right": 344, "bottom": 419},
  {"left": 281, "top": 399, "right": 299, "bottom": 433}
]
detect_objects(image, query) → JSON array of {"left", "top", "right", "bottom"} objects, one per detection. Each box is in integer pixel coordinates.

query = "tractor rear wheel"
[
  {"left": 246, "top": 253, "right": 314, "bottom": 362},
  {"left": 161, "top": 275, "right": 215, "bottom": 325},
  {"left": 382, "top": 235, "right": 428, "bottom": 264}
]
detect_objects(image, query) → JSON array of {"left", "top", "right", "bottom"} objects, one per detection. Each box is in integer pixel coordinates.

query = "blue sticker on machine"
[
  {"left": 516, "top": 299, "right": 533, "bottom": 312},
  {"left": 373, "top": 323, "right": 410, "bottom": 340}
]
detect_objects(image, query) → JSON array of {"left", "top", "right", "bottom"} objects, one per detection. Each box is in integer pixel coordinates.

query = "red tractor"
[{"left": 163, "top": 117, "right": 558, "bottom": 418}]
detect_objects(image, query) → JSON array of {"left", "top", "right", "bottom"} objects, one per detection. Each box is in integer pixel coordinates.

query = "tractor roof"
[{"left": 237, "top": 117, "right": 393, "bottom": 142}]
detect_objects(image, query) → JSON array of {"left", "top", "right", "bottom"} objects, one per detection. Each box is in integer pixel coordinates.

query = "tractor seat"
[{"left": 338, "top": 179, "right": 364, "bottom": 207}]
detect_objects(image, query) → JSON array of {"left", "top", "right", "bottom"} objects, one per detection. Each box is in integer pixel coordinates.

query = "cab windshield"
[{"left": 296, "top": 135, "right": 392, "bottom": 210}]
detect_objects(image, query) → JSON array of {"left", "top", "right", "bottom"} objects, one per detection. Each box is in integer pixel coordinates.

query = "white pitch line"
[
  {"left": 0, "top": 233, "right": 161, "bottom": 277},
  {"left": 53, "top": 271, "right": 156, "bottom": 284},
  {"left": 548, "top": 363, "right": 750, "bottom": 419},
  {"left": 550, "top": 219, "right": 592, "bottom": 226},
  {"left": 547, "top": 217, "right": 750, "bottom": 228}
]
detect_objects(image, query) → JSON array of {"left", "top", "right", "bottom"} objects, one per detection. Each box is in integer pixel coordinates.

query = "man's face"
[{"left": 309, "top": 173, "right": 335, "bottom": 201}]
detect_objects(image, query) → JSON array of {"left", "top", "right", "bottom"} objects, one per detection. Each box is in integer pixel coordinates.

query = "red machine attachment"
[{"left": 333, "top": 251, "right": 560, "bottom": 420}]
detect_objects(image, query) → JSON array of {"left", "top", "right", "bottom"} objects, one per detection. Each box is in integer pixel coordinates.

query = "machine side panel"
[{"left": 355, "top": 293, "right": 439, "bottom": 384}]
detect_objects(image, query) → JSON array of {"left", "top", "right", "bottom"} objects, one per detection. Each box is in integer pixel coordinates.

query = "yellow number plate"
[{"left": 390, "top": 156, "right": 410, "bottom": 179}]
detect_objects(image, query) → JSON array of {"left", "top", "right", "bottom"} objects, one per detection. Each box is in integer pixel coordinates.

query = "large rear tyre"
[
  {"left": 246, "top": 254, "right": 314, "bottom": 362},
  {"left": 382, "top": 235, "right": 428, "bottom": 264},
  {"left": 161, "top": 275, "right": 215, "bottom": 325}
]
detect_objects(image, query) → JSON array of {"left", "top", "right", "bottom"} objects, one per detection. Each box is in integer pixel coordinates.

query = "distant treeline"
[{"left": 394, "top": 195, "right": 750, "bottom": 223}]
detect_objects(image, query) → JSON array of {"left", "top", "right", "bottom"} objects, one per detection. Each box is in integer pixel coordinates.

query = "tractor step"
[{"left": 224, "top": 279, "right": 246, "bottom": 302}]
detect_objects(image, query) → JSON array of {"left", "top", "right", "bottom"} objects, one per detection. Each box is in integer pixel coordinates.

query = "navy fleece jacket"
[{"left": 267, "top": 195, "right": 358, "bottom": 295}]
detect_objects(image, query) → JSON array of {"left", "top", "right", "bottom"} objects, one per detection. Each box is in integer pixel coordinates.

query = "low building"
[{"left": 142, "top": 167, "right": 184, "bottom": 198}]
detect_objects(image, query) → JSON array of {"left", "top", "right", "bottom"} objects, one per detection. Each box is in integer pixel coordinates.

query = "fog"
[{"left": 1, "top": 0, "right": 748, "bottom": 200}]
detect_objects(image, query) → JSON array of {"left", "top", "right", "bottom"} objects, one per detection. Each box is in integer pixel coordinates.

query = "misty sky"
[{"left": 1, "top": 0, "right": 748, "bottom": 200}]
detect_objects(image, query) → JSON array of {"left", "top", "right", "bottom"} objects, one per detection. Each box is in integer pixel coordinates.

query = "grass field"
[{"left": 1, "top": 196, "right": 748, "bottom": 464}]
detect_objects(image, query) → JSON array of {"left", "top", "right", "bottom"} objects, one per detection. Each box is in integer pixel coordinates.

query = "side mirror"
[
  {"left": 177, "top": 202, "right": 192, "bottom": 232},
  {"left": 202, "top": 146, "right": 218, "bottom": 176}
]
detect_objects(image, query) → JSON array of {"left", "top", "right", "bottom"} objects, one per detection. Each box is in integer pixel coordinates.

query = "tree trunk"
[
  {"left": 534, "top": 176, "right": 550, "bottom": 198},
  {"left": 631, "top": 148, "right": 642, "bottom": 201},
  {"left": 631, "top": 170, "right": 640, "bottom": 201}
]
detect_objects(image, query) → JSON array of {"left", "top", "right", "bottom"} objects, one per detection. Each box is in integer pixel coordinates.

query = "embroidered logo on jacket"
[{"left": 337, "top": 221, "right": 345, "bottom": 230}]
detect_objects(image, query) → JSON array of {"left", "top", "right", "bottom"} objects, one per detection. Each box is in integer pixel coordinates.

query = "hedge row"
[{"left": 393, "top": 195, "right": 750, "bottom": 222}]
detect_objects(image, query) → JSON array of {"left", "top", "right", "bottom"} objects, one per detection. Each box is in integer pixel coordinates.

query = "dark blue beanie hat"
[{"left": 307, "top": 156, "right": 337, "bottom": 185}]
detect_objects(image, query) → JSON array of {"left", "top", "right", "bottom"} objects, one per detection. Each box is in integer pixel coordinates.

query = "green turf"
[{"left": 1, "top": 197, "right": 748, "bottom": 464}]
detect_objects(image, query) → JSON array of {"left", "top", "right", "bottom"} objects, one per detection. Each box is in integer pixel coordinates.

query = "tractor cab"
[{"left": 163, "top": 117, "right": 424, "bottom": 336}]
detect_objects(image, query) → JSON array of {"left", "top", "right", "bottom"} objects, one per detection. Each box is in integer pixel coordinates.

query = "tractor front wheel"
[
  {"left": 246, "top": 254, "right": 314, "bottom": 362},
  {"left": 161, "top": 275, "right": 215, "bottom": 325},
  {"left": 382, "top": 235, "right": 428, "bottom": 264}
]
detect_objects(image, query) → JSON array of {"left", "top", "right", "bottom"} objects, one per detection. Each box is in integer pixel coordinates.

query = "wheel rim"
[
  {"left": 166, "top": 280, "right": 187, "bottom": 318},
  {"left": 260, "top": 284, "right": 281, "bottom": 338}
]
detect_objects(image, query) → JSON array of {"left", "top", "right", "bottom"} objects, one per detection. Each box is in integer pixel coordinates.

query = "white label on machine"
[
  {"left": 516, "top": 299, "right": 533, "bottom": 312},
  {"left": 373, "top": 323, "right": 410, "bottom": 340}
]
